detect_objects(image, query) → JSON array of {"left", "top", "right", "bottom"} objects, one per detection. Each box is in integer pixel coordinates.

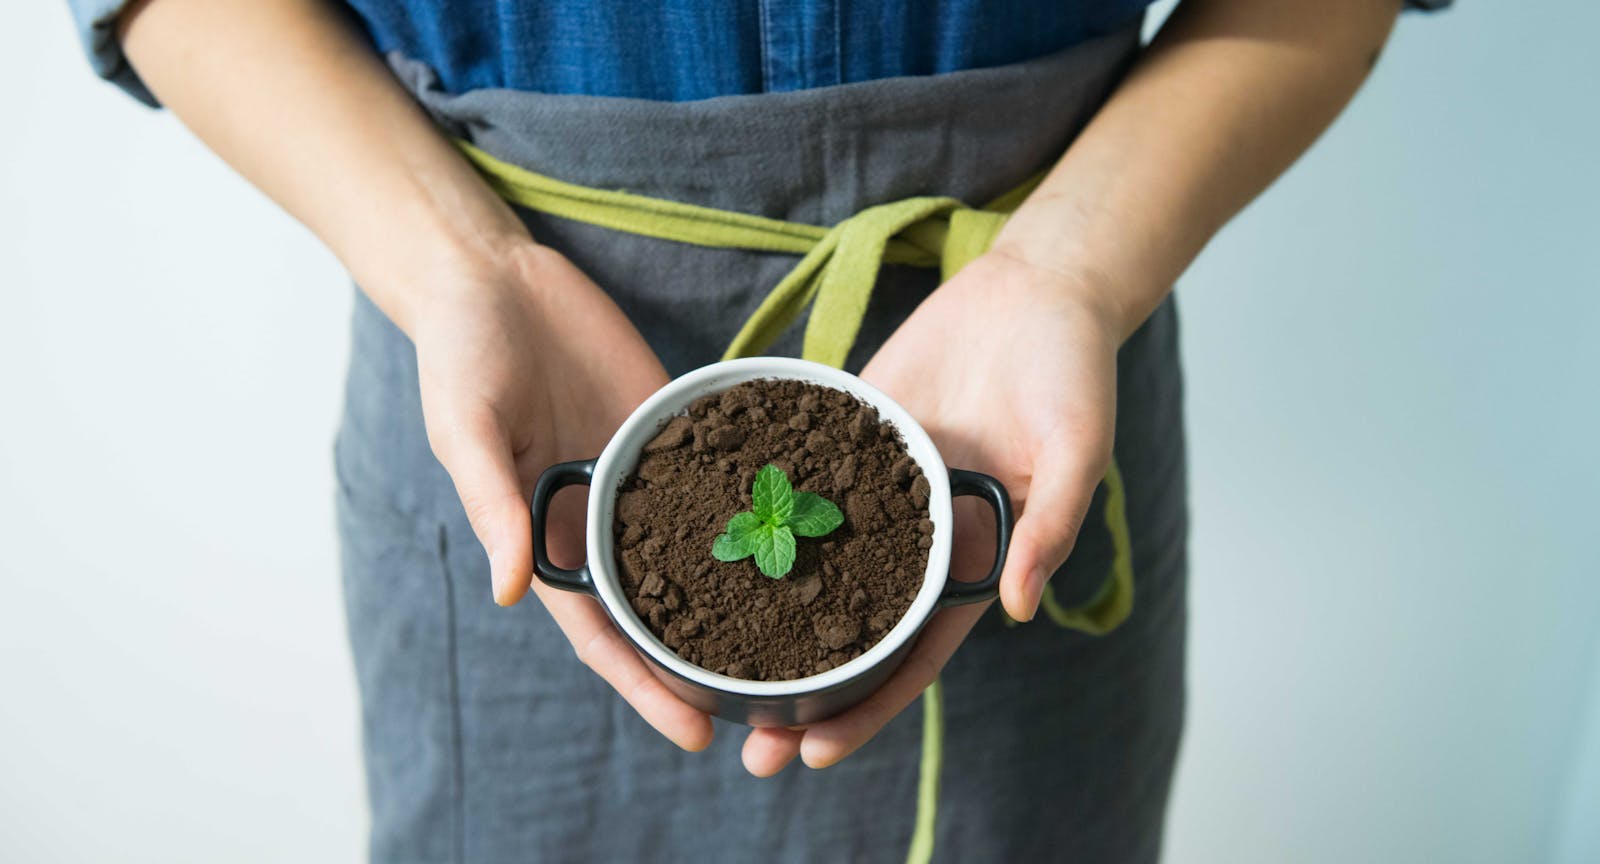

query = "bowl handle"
[
  {"left": 937, "top": 469, "right": 1015, "bottom": 607},
  {"left": 531, "top": 458, "right": 599, "bottom": 595}
]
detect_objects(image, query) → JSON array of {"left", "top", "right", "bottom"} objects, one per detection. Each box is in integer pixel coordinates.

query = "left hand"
[{"left": 741, "top": 249, "right": 1126, "bottom": 774}]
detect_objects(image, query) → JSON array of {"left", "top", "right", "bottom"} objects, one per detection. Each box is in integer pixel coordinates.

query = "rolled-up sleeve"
[{"left": 68, "top": 0, "right": 159, "bottom": 107}]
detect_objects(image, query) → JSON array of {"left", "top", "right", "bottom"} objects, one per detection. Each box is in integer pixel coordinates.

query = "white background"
[{"left": 3, "top": 1, "right": 1597, "bottom": 861}]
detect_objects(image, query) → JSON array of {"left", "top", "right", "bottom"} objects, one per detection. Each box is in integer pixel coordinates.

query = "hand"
[
  {"left": 410, "top": 242, "right": 715, "bottom": 752},
  {"left": 740, "top": 250, "right": 1123, "bottom": 774}
]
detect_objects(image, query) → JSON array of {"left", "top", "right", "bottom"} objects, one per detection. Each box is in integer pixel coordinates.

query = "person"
[{"left": 68, "top": 0, "right": 1446, "bottom": 860}]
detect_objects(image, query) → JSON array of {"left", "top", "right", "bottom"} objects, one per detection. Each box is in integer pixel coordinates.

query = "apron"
[{"left": 336, "top": 21, "right": 1188, "bottom": 863}]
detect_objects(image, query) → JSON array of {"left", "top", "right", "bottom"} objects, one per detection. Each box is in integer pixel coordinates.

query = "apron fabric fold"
[{"left": 338, "top": 21, "right": 1188, "bottom": 863}]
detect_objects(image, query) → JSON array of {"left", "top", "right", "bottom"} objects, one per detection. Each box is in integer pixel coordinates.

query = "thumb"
[
  {"left": 430, "top": 411, "right": 534, "bottom": 606},
  {"left": 1000, "top": 431, "right": 1110, "bottom": 622}
]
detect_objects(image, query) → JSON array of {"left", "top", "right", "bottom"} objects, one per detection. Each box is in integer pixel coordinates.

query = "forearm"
[
  {"left": 118, "top": 0, "right": 528, "bottom": 332},
  {"left": 993, "top": 0, "right": 1401, "bottom": 338}
]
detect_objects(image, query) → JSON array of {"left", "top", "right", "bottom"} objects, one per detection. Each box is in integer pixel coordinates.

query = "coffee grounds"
[{"left": 614, "top": 379, "right": 932, "bottom": 681}]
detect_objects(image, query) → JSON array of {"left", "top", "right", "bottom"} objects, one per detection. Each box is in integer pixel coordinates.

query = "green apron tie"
[
  {"left": 725, "top": 198, "right": 1009, "bottom": 366},
  {"left": 460, "top": 142, "right": 1011, "bottom": 367},
  {"left": 459, "top": 140, "right": 1135, "bottom": 864}
]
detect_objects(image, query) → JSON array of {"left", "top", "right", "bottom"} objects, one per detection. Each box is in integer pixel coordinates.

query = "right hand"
[{"left": 408, "top": 242, "right": 715, "bottom": 752}]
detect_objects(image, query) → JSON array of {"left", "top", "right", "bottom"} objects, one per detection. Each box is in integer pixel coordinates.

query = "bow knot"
[{"left": 726, "top": 197, "right": 1010, "bottom": 368}]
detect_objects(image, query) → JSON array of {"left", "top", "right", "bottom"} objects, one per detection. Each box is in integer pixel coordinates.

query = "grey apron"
[{"left": 336, "top": 21, "right": 1187, "bottom": 863}]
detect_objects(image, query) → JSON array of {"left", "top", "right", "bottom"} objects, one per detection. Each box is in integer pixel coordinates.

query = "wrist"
[
  {"left": 980, "top": 241, "right": 1146, "bottom": 344},
  {"left": 351, "top": 208, "right": 536, "bottom": 336}
]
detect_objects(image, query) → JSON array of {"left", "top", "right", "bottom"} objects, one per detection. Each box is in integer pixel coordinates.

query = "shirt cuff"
[
  {"left": 67, "top": 0, "right": 159, "bottom": 107},
  {"left": 1405, "top": 0, "right": 1454, "bottom": 10}
]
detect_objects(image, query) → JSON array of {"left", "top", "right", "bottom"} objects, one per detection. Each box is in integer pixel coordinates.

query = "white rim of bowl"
[{"left": 585, "top": 357, "right": 954, "bottom": 697}]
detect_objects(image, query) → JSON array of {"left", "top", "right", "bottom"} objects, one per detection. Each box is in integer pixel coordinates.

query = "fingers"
[
  {"left": 431, "top": 411, "right": 714, "bottom": 751},
  {"left": 796, "top": 603, "right": 985, "bottom": 769},
  {"left": 430, "top": 410, "right": 535, "bottom": 606},
  {"left": 542, "top": 584, "right": 716, "bottom": 752},
  {"left": 1000, "top": 431, "right": 1109, "bottom": 622},
  {"left": 742, "top": 727, "right": 804, "bottom": 777}
]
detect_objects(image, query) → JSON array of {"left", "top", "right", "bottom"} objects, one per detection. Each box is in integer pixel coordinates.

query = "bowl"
[{"left": 530, "top": 357, "right": 1011, "bottom": 727}]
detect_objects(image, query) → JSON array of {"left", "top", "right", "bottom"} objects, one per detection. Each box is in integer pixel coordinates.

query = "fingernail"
[
  {"left": 1021, "top": 566, "right": 1047, "bottom": 622},
  {"left": 489, "top": 548, "right": 512, "bottom": 606},
  {"left": 800, "top": 741, "right": 838, "bottom": 770}
]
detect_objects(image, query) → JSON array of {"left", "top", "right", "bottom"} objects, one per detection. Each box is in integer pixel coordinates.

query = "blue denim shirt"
[
  {"left": 71, "top": 0, "right": 1451, "bottom": 107},
  {"left": 344, "top": 0, "right": 1151, "bottom": 100}
]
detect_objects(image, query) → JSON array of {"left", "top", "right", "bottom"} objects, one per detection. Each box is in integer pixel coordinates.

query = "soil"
[{"left": 613, "top": 379, "right": 932, "bottom": 681}]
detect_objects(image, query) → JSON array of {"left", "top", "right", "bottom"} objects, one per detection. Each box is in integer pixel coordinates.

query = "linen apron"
[{"left": 336, "top": 20, "right": 1188, "bottom": 863}]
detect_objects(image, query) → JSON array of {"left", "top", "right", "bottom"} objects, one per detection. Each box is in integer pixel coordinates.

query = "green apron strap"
[
  {"left": 941, "top": 208, "right": 1009, "bottom": 279},
  {"left": 460, "top": 141, "right": 946, "bottom": 265},
  {"left": 460, "top": 142, "right": 826, "bottom": 255},
  {"left": 718, "top": 196, "right": 964, "bottom": 366},
  {"left": 802, "top": 197, "right": 960, "bottom": 366},
  {"left": 907, "top": 676, "right": 944, "bottom": 864},
  {"left": 1038, "top": 458, "right": 1134, "bottom": 634},
  {"left": 721, "top": 227, "right": 848, "bottom": 361}
]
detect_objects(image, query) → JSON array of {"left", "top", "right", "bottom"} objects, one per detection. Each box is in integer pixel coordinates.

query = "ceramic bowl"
[{"left": 530, "top": 357, "right": 1011, "bottom": 727}]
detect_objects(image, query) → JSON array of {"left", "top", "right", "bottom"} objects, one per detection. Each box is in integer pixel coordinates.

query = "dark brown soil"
[{"left": 614, "top": 379, "right": 932, "bottom": 681}]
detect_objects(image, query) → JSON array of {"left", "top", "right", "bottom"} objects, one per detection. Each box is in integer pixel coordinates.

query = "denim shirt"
[
  {"left": 70, "top": 0, "right": 1452, "bottom": 107},
  {"left": 342, "top": 0, "right": 1151, "bottom": 100}
]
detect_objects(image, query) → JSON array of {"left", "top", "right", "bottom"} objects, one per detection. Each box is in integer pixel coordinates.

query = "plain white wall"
[
  {"left": 1557, "top": 637, "right": 1600, "bottom": 864},
  {"left": 2, "top": 5, "right": 362, "bottom": 861},
  {"left": 3, "top": 1, "right": 1596, "bottom": 862},
  {"left": 1151, "top": 2, "right": 1600, "bottom": 862}
]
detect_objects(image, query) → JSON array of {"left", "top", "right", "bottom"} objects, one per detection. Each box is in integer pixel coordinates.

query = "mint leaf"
[
  {"left": 711, "top": 464, "right": 841, "bottom": 578},
  {"left": 752, "top": 524, "right": 797, "bottom": 578},
  {"left": 786, "top": 491, "right": 844, "bottom": 537},
  {"left": 712, "top": 511, "right": 764, "bottom": 561},
  {"left": 751, "top": 464, "right": 794, "bottom": 525}
]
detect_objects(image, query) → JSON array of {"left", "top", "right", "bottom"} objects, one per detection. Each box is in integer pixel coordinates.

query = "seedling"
[{"left": 712, "top": 464, "right": 844, "bottom": 578}]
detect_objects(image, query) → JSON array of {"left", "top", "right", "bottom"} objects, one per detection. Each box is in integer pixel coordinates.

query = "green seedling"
[{"left": 712, "top": 464, "right": 844, "bottom": 578}]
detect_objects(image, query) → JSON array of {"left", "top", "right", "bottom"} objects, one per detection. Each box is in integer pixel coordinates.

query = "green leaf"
[
  {"left": 752, "top": 524, "right": 797, "bottom": 578},
  {"left": 713, "top": 466, "right": 837, "bottom": 577},
  {"left": 786, "top": 491, "right": 844, "bottom": 538},
  {"left": 712, "top": 511, "right": 763, "bottom": 561},
  {"left": 751, "top": 464, "right": 794, "bottom": 525}
]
